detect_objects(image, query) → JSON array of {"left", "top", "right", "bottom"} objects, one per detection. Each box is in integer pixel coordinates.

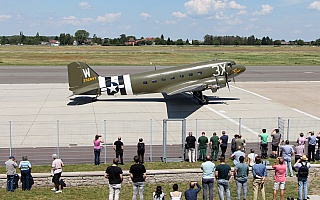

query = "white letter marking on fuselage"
[{"left": 212, "top": 63, "right": 226, "bottom": 76}]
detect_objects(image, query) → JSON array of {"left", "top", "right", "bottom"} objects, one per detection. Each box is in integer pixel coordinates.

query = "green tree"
[
  {"left": 19, "top": 31, "right": 25, "bottom": 44},
  {"left": 119, "top": 34, "right": 127, "bottom": 44},
  {"left": 75, "top": 30, "right": 90, "bottom": 45},
  {"left": 176, "top": 39, "right": 184, "bottom": 45},
  {"left": 296, "top": 39, "right": 304, "bottom": 46},
  {"left": 59, "top": 33, "right": 66, "bottom": 45},
  {"left": 274, "top": 40, "right": 281, "bottom": 46},
  {"left": 34, "top": 32, "right": 40, "bottom": 45}
]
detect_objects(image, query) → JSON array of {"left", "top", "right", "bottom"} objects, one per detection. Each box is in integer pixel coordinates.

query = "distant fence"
[{"left": 0, "top": 117, "right": 319, "bottom": 165}]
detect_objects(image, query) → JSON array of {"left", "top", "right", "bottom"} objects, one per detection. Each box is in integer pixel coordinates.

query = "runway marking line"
[{"left": 230, "top": 85, "right": 271, "bottom": 101}]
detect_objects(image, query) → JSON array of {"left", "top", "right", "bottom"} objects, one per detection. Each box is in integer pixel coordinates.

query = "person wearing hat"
[
  {"left": 51, "top": 154, "right": 64, "bottom": 193},
  {"left": 5, "top": 156, "right": 18, "bottom": 192},
  {"left": 19, "top": 156, "right": 32, "bottom": 191},
  {"left": 294, "top": 155, "right": 310, "bottom": 200}
]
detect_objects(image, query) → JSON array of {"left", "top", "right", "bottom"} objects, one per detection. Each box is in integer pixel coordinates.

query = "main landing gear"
[{"left": 193, "top": 91, "right": 209, "bottom": 105}]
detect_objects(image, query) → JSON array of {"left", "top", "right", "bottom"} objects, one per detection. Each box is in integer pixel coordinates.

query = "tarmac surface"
[{"left": 0, "top": 65, "right": 320, "bottom": 165}]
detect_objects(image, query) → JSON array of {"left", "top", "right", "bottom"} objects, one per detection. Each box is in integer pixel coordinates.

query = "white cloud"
[
  {"left": 237, "top": 10, "right": 247, "bottom": 15},
  {"left": 172, "top": 11, "right": 187, "bottom": 18},
  {"left": 96, "top": 13, "right": 121, "bottom": 23},
  {"left": 184, "top": 0, "right": 213, "bottom": 15},
  {"left": 307, "top": 1, "right": 320, "bottom": 11},
  {"left": 228, "top": 1, "right": 246, "bottom": 9},
  {"left": 163, "top": 20, "right": 176, "bottom": 25},
  {"left": 79, "top": 2, "right": 92, "bottom": 10},
  {"left": 253, "top": 4, "right": 273, "bottom": 15},
  {"left": 226, "top": 18, "right": 241, "bottom": 25},
  {"left": 0, "top": 14, "right": 12, "bottom": 21},
  {"left": 140, "top": 12, "right": 151, "bottom": 20},
  {"left": 213, "top": 1, "right": 227, "bottom": 11},
  {"left": 184, "top": 0, "right": 245, "bottom": 15},
  {"left": 59, "top": 16, "right": 93, "bottom": 26}
]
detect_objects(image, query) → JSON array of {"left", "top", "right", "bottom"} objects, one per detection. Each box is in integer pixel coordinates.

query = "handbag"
[{"left": 29, "top": 175, "right": 34, "bottom": 185}]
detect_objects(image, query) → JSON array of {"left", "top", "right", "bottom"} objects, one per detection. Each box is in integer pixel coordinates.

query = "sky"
[{"left": 0, "top": 0, "right": 320, "bottom": 41}]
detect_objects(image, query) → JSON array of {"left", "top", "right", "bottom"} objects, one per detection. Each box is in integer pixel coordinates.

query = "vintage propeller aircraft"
[{"left": 67, "top": 59, "right": 246, "bottom": 105}]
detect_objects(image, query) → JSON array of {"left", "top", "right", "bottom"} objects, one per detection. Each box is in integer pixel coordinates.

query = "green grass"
[
  {"left": 0, "top": 45, "right": 320, "bottom": 66},
  {"left": 0, "top": 178, "right": 315, "bottom": 200},
  {"left": 1, "top": 158, "right": 319, "bottom": 174},
  {"left": 1, "top": 158, "right": 319, "bottom": 199}
]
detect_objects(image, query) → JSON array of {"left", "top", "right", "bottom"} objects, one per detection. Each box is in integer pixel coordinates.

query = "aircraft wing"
[{"left": 161, "top": 80, "right": 207, "bottom": 95}]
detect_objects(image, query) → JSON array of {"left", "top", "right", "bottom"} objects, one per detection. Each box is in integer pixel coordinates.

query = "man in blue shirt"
[
  {"left": 306, "top": 131, "right": 317, "bottom": 162},
  {"left": 280, "top": 140, "right": 294, "bottom": 177},
  {"left": 252, "top": 156, "right": 267, "bottom": 200},
  {"left": 231, "top": 146, "right": 245, "bottom": 166},
  {"left": 220, "top": 131, "right": 228, "bottom": 158},
  {"left": 184, "top": 182, "right": 201, "bottom": 200},
  {"left": 201, "top": 156, "right": 215, "bottom": 200}
]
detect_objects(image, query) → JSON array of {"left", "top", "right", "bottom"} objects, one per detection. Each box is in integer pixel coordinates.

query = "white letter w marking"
[{"left": 82, "top": 68, "right": 91, "bottom": 78}]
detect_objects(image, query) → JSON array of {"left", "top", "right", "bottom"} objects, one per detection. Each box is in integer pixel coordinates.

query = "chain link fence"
[{"left": 0, "top": 117, "right": 319, "bottom": 165}]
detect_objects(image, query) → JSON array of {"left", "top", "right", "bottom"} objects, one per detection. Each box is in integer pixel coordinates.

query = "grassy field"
[
  {"left": 0, "top": 45, "right": 320, "bottom": 66},
  {"left": 1, "top": 176, "right": 319, "bottom": 200},
  {"left": 1, "top": 159, "right": 319, "bottom": 199}
]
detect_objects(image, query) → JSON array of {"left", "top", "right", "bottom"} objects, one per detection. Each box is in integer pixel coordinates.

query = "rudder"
[{"left": 67, "top": 62, "right": 101, "bottom": 96}]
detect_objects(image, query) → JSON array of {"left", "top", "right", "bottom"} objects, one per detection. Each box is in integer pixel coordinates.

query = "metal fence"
[{"left": 0, "top": 117, "right": 319, "bottom": 165}]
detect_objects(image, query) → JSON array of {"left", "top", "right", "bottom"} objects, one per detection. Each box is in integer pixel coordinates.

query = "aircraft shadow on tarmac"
[{"left": 67, "top": 94, "right": 240, "bottom": 119}]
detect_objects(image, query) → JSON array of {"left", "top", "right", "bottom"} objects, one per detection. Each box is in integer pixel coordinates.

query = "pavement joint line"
[
  {"left": 182, "top": 92, "right": 259, "bottom": 137},
  {"left": 291, "top": 108, "right": 320, "bottom": 120},
  {"left": 204, "top": 105, "right": 259, "bottom": 136},
  {"left": 230, "top": 85, "right": 271, "bottom": 101}
]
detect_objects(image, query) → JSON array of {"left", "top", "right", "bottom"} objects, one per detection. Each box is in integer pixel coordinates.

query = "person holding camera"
[
  {"left": 272, "top": 157, "right": 286, "bottom": 200},
  {"left": 294, "top": 155, "right": 310, "bottom": 200},
  {"left": 93, "top": 134, "right": 104, "bottom": 165},
  {"left": 184, "top": 181, "right": 201, "bottom": 200}
]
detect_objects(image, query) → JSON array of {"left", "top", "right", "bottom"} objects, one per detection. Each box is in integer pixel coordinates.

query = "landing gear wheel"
[
  {"left": 193, "top": 91, "right": 209, "bottom": 105},
  {"left": 198, "top": 95, "right": 209, "bottom": 105},
  {"left": 91, "top": 97, "right": 97, "bottom": 102}
]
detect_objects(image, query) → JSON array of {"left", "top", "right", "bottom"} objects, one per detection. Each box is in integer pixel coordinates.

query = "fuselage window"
[
  {"left": 189, "top": 73, "right": 193, "bottom": 76},
  {"left": 198, "top": 71, "right": 202, "bottom": 75},
  {"left": 179, "top": 74, "right": 184, "bottom": 78},
  {"left": 152, "top": 80, "right": 157, "bottom": 83},
  {"left": 161, "top": 78, "right": 166, "bottom": 81},
  {"left": 143, "top": 81, "right": 148, "bottom": 84},
  {"left": 170, "top": 76, "right": 175, "bottom": 80}
]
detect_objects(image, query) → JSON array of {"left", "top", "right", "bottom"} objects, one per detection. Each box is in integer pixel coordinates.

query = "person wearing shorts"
[{"left": 272, "top": 157, "right": 286, "bottom": 200}]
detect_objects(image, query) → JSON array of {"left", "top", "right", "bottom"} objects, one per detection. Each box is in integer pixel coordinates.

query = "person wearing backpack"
[{"left": 294, "top": 155, "right": 310, "bottom": 200}]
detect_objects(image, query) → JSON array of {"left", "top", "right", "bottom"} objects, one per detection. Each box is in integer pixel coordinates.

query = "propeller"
[{"left": 225, "top": 64, "right": 230, "bottom": 91}]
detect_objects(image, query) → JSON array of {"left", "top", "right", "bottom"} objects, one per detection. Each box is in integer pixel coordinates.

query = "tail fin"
[{"left": 67, "top": 62, "right": 101, "bottom": 96}]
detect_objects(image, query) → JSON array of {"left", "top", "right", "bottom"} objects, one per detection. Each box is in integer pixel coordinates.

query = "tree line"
[{"left": 1, "top": 30, "right": 320, "bottom": 46}]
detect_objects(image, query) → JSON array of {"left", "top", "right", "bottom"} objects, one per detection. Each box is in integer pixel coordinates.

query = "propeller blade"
[{"left": 225, "top": 71, "right": 230, "bottom": 91}]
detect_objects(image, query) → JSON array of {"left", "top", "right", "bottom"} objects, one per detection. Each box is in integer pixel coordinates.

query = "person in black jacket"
[
  {"left": 137, "top": 138, "right": 145, "bottom": 164},
  {"left": 185, "top": 132, "right": 196, "bottom": 162}
]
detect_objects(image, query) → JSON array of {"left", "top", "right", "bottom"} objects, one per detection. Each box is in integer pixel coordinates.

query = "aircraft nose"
[{"left": 231, "top": 65, "right": 246, "bottom": 75}]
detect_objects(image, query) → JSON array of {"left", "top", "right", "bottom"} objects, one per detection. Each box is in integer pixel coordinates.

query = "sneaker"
[
  {"left": 55, "top": 190, "right": 62, "bottom": 193},
  {"left": 51, "top": 188, "right": 56, "bottom": 191}
]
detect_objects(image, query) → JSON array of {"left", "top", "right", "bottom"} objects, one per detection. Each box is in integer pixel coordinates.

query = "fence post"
[
  {"left": 9, "top": 121, "right": 12, "bottom": 156},
  {"left": 57, "top": 120, "right": 60, "bottom": 158},
  {"left": 195, "top": 119, "right": 198, "bottom": 161},
  {"left": 239, "top": 118, "right": 242, "bottom": 135},
  {"left": 150, "top": 119, "right": 153, "bottom": 162},
  {"left": 287, "top": 119, "right": 290, "bottom": 140},
  {"left": 104, "top": 120, "right": 107, "bottom": 164}
]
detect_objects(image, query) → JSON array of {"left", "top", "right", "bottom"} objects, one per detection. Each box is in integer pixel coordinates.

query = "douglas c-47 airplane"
[{"left": 67, "top": 59, "right": 246, "bottom": 105}]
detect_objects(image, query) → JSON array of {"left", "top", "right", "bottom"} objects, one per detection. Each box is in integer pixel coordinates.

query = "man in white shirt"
[{"left": 51, "top": 154, "right": 64, "bottom": 193}]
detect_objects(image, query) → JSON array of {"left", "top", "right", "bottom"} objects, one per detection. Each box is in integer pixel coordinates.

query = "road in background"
[{"left": 0, "top": 66, "right": 320, "bottom": 84}]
